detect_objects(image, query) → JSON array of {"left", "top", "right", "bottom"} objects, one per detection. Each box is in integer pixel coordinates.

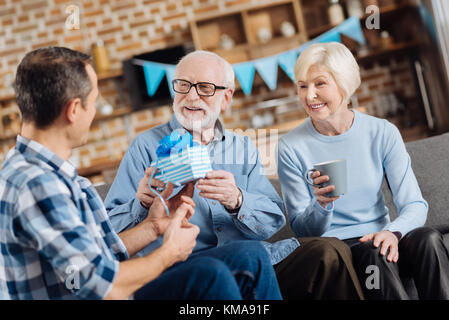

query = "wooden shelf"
[
  {"left": 214, "top": 33, "right": 305, "bottom": 63},
  {"left": 356, "top": 40, "right": 421, "bottom": 63},
  {"left": 192, "top": 0, "right": 295, "bottom": 22},
  {"left": 0, "top": 134, "right": 17, "bottom": 143},
  {"left": 0, "top": 93, "right": 16, "bottom": 103},
  {"left": 360, "top": 2, "right": 416, "bottom": 21},
  {"left": 97, "top": 69, "right": 123, "bottom": 81},
  {"left": 304, "top": 2, "right": 417, "bottom": 45}
]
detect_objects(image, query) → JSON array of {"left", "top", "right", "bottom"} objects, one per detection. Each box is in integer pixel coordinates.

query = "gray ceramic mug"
[{"left": 304, "top": 159, "right": 347, "bottom": 197}]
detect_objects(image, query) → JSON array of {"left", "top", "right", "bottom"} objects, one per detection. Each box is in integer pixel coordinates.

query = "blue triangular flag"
[
  {"left": 233, "top": 62, "right": 255, "bottom": 96},
  {"left": 277, "top": 50, "right": 298, "bottom": 82},
  {"left": 316, "top": 29, "right": 342, "bottom": 43},
  {"left": 254, "top": 55, "right": 279, "bottom": 91},
  {"left": 143, "top": 62, "right": 166, "bottom": 97},
  {"left": 337, "top": 16, "right": 366, "bottom": 45},
  {"left": 164, "top": 64, "right": 176, "bottom": 99}
]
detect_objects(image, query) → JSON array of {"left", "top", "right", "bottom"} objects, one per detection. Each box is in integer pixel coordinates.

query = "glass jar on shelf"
[
  {"left": 327, "top": 0, "right": 345, "bottom": 26},
  {"left": 92, "top": 40, "right": 110, "bottom": 74},
  {"left": 347, "top": 0, "right": 364, "bottom": 18},
  {"left": 380, "top": 30, "right": 393, "bottom": 49}
]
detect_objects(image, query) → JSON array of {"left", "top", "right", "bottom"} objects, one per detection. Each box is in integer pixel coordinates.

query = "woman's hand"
[
  {"left": 359, "top": 230, "right": 399, "bottom": 263},
  {"left": 310, "top": 171, "right": 339, "bottom": 209}
]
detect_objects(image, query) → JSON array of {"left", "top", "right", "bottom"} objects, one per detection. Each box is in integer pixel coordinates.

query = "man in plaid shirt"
[{"left": 0, "top": 47, "right": 282, "bottom": 300}]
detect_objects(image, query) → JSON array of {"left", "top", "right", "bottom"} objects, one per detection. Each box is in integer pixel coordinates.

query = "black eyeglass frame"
[{"left": 171, "top": 79, "right": 227, "bottom": 97}]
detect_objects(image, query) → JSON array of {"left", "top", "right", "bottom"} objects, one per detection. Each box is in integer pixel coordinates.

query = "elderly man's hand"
[{"left": 196, "top": 170, "right": 242, "bottom": 210}]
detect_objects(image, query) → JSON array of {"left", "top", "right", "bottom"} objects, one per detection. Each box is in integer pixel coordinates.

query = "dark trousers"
[
  {"left": 134, "top": 240, "right": 282, "bottom": 300},
  {"left": 274, "top": 237, "right": 365, "bottom": 300},
  {"left": 344, "top": 227, "right": 449, "bottom": 300}
]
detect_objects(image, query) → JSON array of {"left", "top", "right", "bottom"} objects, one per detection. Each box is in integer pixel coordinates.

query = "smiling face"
[
  {"left": 172, "top": 54, "right": 232, "bottom": 133},
  {"left": 297, "top": 64, "right": 347, "bottom": 122}
]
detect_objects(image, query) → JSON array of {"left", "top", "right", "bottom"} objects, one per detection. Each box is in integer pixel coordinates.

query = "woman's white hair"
[
  {"left": 294, "top": 42, "right": 361, "bottom": 102},
  {"left": 176, "top": 50, "right": 235, "bottom": 90}
]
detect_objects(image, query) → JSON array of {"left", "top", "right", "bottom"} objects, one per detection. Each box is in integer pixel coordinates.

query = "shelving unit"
[
  {"left": 357, "top": 39, "right": 421, "bottom": 63},
  {"left": 189, "top": 0, "right": 307, "bottom": 64}
]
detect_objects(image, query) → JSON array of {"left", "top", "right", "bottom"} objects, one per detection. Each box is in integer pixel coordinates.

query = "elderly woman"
[{"left": 277, "top": 42, "right": 449, "bottom": 300}]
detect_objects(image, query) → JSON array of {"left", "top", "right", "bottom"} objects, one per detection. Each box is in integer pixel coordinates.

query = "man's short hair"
[{"left": 15, "top": 46, "right": 93, "bottom": 128}]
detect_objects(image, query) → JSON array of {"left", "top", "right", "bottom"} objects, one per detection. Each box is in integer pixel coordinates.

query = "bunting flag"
[
  {"left": 233, "top": 62, "right": 256, "bottom": 96},
  {"left": 254, "top": 55, "right": 279, "bottom": 91},
  {"left": 336, "top": 15, "right": 366, "bottom": 45},
  {"left": 142, "top": 62, "right": 166, "bottom": 97},
  {"left": 164, "top": 64, "right": 176, "bottom": 98},
  {"left": 277, "top": 50, "right": 298, "bottom": 82},
  {"left": 140, "top": 16, "right": 366, "bottom": 98}
]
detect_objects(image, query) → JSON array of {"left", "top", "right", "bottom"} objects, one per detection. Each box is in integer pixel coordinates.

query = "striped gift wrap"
[{"left": 151, "top": 145, "right": 212, "bottom": 186}]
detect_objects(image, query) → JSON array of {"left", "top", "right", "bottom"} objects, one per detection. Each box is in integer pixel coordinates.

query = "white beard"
[{"left": 173, "top": 97, "right": 222, "bottom": 133}]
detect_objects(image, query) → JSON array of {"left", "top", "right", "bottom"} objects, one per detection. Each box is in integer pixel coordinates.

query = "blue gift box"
[{"left": 150, "top": 130, "right": 212, "bottom": 186}]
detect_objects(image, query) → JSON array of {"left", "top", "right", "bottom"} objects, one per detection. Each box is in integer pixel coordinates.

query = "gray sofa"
[
  {"left": 267, "top": 132, "right": 449, "bottom": 299},
  {"left": 95, "top": 132, "right": 449, "bottom": 299}
]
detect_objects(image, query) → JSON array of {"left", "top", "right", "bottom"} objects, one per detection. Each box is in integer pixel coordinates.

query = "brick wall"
[{"left": 0, "top": 0, "right": 420, "bottom": 181}]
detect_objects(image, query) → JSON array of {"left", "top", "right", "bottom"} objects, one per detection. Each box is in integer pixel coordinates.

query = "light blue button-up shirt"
[{"left": 105, "top": 115, "right": 299, "bottom": 265}]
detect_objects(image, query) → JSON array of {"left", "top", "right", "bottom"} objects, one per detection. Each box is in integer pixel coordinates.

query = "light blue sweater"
[{"left": 277, "top": 109, "right": 428, "bottom": 240}]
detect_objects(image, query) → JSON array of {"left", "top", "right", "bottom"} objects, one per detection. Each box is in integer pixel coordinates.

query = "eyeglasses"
[{"left": 172, "top": 79, "right": 227, "bottom": 97}]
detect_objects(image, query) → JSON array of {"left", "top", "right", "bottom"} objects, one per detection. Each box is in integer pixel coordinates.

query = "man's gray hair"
[{"left": 176, "top": 50, "right": 235, "bottom": 90}]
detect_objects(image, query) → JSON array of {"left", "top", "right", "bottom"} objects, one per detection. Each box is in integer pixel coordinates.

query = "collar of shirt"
[
  {"left": 168, "top": 114, "right": 226, "bottom": 144},
  {"left": 14, "top": 135, "right": 77, "bottom": 180}
]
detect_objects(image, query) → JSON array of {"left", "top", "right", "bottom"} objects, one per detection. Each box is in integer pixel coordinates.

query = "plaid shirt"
[{"left": 0, "top": 136, "right": 128, "bottom": 300}]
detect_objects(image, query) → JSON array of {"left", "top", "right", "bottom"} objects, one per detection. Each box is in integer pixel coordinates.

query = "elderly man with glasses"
[{"left": 104, "top": 50, "right": 364, "bottom": 300}]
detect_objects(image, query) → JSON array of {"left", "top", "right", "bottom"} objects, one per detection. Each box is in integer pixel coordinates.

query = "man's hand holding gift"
[{"left": 197, "top": 170, "right": 243, "bottom": 211}]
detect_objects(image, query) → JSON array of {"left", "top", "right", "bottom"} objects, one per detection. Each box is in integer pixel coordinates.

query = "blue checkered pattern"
[{"left": 0, "top": 136, "right": 128, "bottom": 300}]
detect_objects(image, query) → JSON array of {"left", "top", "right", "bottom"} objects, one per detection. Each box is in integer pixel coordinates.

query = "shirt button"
[
  {"left": 217, "top": 227, "right": 222, "bottom": 232},
  {"left": 239, "top": 215, "right": 244, "bottom": 220},
  {"left": 212, "top": 201, "right": 216, "bottom": 206}
]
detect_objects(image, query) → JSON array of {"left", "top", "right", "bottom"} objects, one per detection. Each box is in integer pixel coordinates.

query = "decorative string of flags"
[{"left": 137, "top": 16, "right": 366, "bottom": 98}]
